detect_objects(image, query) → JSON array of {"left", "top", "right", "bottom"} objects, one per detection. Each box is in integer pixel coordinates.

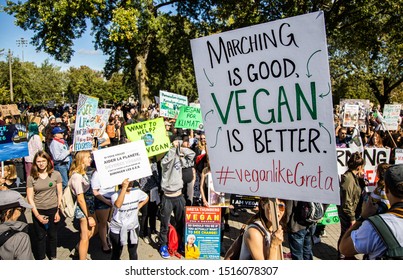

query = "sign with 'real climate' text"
[{"left": 191, "top": 12, "right": 339, "bottom": 204}]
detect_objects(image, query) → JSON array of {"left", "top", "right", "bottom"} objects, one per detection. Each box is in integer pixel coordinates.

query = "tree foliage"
[{"left": 4, "top": 0, "right": 403, "bottom": 108}]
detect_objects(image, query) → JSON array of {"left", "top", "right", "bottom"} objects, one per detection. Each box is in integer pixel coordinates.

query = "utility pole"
[{"left": 8, "top": 49, "right": 14, "bottom": 102}]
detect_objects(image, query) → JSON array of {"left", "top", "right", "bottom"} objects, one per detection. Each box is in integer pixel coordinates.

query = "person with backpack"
[
  {"left": 340, "top": 163, "right": 403, "bottom": 259},
  {"left": 285, "top": 200, "right": 324, "bottom": 260},
  {"left": 0, "top": 190, "right": 34, "bottom": 260},
  {"left": 26, "top": 151, "right": 62, "bottom": 260}
]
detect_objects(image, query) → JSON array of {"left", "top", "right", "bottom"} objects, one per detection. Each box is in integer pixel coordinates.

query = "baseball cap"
[
  {"left": 0, "top": 190, "right": 33, "bottom": 211},
  {"left": 55, "top": 117, "right": 63, "bottom": 123},
  {"left": 385, "top": 164, "right": 403, "bottom": 191},
  {"left": 52, "top": 126, "right": 65, "bottom": 135}
]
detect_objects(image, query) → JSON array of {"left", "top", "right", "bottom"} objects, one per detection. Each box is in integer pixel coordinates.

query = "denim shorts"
[
  {"left": 75, "top": 199, "right": 95, "bottom": 219},
  {"left": 95, "top": 197, "right": 112, "bottom": 210}
]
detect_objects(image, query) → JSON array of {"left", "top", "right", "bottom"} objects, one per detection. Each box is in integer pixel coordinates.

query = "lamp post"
[
  {"left": 138, "top": 61, "right": 142, "bottom": 111},
  {"left": 8, "top": 49, "right": 14, "bottom": 102},
  {"left": 16, "top": 37, "right": 28, "bottom": 62}
]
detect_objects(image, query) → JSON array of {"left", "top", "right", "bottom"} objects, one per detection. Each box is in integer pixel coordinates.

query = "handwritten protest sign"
[
  {"left": 159, "top": 90, "right": 188, "bottom": 118},
  {"left": 191, "top": 12, "right": 339, "bottom": 204},
  {"left": 0, "top": 124, "right": 28, "bottom": 161},
  {"left": 0, "top": 104, "right": 20, "bottom": 117},
  {"left": 93, "top": 108, "right": 111, "bottom": 138},
  {"left": 73, "top": 94, "right": 99, "bottom": 151},
  {"left": 336, "top": 147, "right": 391, "bottom": 192},
  {"left": 92, "top": 141, "right": 152, "bottom": 189},
  {"left": 175, "top": 105, "right": 204, "bottom": 130},
  {"left": 185, "top": 206, "right": 221, "bottom": 260},
  {"left": 125, "top": 117, "right": 171, "bottom": 157},
  {"left": 382, "top": 104, "right": 401, "bottom": 131}
]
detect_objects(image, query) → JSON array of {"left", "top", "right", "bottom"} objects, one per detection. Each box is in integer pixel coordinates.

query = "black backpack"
[
  {"left": 294, "top": 201, "right": 324, "bottom": 226},
  {"left": 368, "top": 208, "right": 403, "bottom": 260}
]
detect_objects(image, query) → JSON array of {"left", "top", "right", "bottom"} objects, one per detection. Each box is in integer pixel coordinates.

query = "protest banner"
[
  {"left": 159, "top": 90, "right": 188, "bottom": 118},
  {"left": 125, "top": 117, "right": 171, "bottom": 157},
  {"left": 0, "top": 104, "right": 20, "bottom": 117},
  {"left": 73, "top": 94, "right": 99, "bottom": 151},
  {"left": 336, "top": 147, "right": 391, "bottom": 192},
  {"left": 191, "top": 11, "right": 339, "bottom": 204},
  {"left": 0, "top": 124, "right": 28, "bottom": 162},
  {"left": 395, "top": 148, "right": 403, "bottom": 164},
  {"left": 342, "top": 104, "right": 359, "bottom": 128},
  {"left": 93, "top": 108, "right": 111, "bottom": 138},
  {"left": 175, "top": 105, "right": 204, "bottom": 131},
  {"left": 185, "top": 206, "right": 221, "bottom": 260},
  {"left": 92, "top": 141, "right": 152, "bottom": 189},
  {"left": 382, "top": 104, "right": 401, "bottom": 131}
]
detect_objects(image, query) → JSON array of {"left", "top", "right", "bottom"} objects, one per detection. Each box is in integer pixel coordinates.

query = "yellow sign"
[{"left": 125, "top": 117, "right": 171, "bottom": 157}]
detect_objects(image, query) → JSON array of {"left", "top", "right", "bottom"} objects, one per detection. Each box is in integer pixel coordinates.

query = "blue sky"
[{"left": 0, "top": 1, "right": 107, "bottom": 71}]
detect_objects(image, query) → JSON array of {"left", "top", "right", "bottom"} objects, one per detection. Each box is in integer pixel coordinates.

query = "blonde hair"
[
  {"left": 69, "top": 151, "right": 91, "bottom": 177},
  {"left": 4, "top": 164, "right": 17, "bottom": 180}
]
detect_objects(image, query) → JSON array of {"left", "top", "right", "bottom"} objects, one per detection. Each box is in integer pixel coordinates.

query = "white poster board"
[
  {"left": 92, "top": 141, "right": 152, "bottom": 189},
  {"left": 342, "top": 104, "right": 359, "bottom": 128},
  {"left": 395, "top": 149, "right": 403, "bottom": 164},
  {"left": 191, "top": 12, "right": 339, "bottom": 204},
  {"left": 159, "top": 90, "right": 188, "bottom": 119},
  {"left": 382, "top": 104, "right": 401, "bottom": 131}
]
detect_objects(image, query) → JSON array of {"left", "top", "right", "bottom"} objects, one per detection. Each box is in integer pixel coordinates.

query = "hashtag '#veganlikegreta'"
[{"left": 216, "top": 166, "right": 235, "bottom": 185}]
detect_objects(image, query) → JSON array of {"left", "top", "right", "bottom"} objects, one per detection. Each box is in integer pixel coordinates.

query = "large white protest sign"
[
  {"left": 92, "top": 141, "right": 152, "bottom": 189},
  {"left": 191, "top": 12, "right": 339, "bottom": 204}
]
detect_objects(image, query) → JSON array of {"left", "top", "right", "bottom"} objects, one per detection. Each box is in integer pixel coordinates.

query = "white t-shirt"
[
  {"left": 90, "top": 170, "right": 115, "bottom": 198},
  {"left": 110, "top": 188, "right": 148, "bottom": 234}
]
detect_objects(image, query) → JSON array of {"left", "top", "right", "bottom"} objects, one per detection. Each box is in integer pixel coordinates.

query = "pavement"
[{"left": 24, "top": 207, "right": 343, "bottom": 260}]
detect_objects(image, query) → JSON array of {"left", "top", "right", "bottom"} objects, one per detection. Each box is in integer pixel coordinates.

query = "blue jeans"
[
  {"left": 54, "top": 163, "right": 69, "bottom": 190},
  {"left": 288, "top": 224, "right": 316, "bottom": 260}
]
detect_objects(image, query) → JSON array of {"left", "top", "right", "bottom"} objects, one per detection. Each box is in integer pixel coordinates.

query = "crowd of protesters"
[{"left": 1, "top": 100, "right": 403, "bottom": 260}]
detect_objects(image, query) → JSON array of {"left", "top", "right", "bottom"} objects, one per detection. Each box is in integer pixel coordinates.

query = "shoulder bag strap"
[{"left": 368, "top": 215, "right": 400, "bottom": 252}]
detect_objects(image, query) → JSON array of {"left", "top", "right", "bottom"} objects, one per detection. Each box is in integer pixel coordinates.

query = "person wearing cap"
[
  {"left": 0, "top": 190, "right": 34, "bottom": 260},
  {"left": 340, "top": 164, "right": 403, "bottom": 259},
  {"left": 49, "top": 126, "right": 73, "bottom": 190}
]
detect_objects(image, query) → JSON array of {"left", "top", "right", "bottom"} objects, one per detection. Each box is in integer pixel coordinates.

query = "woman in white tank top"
[{"left": 239, "top": 198, "right": 285, "bottom": 260}]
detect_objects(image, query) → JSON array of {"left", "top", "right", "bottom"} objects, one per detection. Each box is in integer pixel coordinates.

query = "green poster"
[
  {"left": 318, "top": 204, "right": 340, "bottom": 225},
  {"left": 175, "top": 106, "right": 204, "bottom": 130},
  {"left": 125, "top": 117, "right": 171, "bottom": 157}
]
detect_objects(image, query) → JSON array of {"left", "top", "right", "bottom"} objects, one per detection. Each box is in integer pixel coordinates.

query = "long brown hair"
[
  {"left": 247, "top": 197, "right": 273, "bottom": 231},
  {"left": 30, "top": 151, "right": 54, "bottom": 179},
  {"left": 69, "top": 151, "right": 90, "bottom": 177}
]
